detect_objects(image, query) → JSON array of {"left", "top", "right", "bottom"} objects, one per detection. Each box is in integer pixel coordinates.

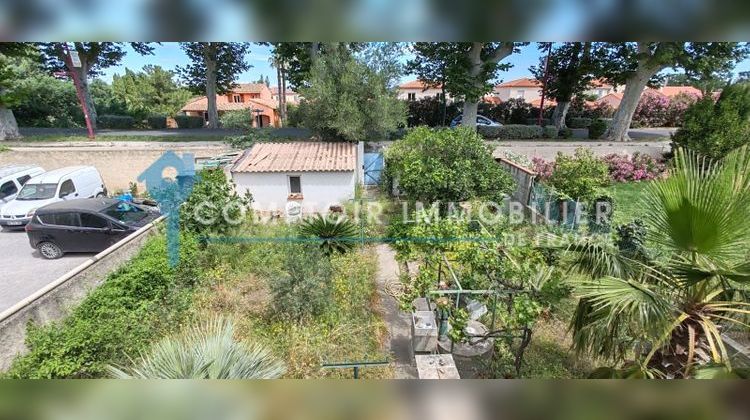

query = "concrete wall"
[
  {"left": 0, "top": 217, "right": 164, "bottom": 371},
  {"left": 233, "top": 171, "right": 356, "bottom": 213},
  {"left": 495, "top": 157, "right": 536, "bottom": 206},
  {"left": 0, "top": 144, "right": 230, "bottom": 192}
]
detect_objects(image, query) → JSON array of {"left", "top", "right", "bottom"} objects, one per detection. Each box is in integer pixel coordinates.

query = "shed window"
[
  {"left": 289, "top": 176, "right": 301, "bottom": 194},
  {"left": 407, "top": 92, "right": 416, "bottom": 101},
  {"left": 233, "top": 94, "right": 243, "bottom": 103}
]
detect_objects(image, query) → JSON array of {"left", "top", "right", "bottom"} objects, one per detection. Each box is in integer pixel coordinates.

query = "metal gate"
[{"left": 363, "top": 153, "right": 384, "bottom": 185}]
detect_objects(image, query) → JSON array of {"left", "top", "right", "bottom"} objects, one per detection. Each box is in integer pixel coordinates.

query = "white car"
[
  {"left": 0, "top": 166, "right": 107, "bottom": 229},
  {"left": 0, "top": 165, "right": 45, "bottom": 212}
]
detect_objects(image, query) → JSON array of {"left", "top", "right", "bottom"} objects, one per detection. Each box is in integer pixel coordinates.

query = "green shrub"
[
  {"left": 181, "top": 169, "right": 252, "bottom": 236},
  {"left": 478, "top": 124, "right": 544, "bottom": 139},
  {"left": 671, "top": 82, "right": 750, "bottom": 160},
  {"left": 267, "top": 243, "right": 333, "bottom": 321},
  {"left": 5, "top": 234, "right": 201, "bottom": 378},
  {"left": 174, "top": 115, "right": 205, "bottom": 129},
  {"left": 147, "top": 115, "right": 167, "bottom": 129},
  {"left": 567, "top": 117, "right": 592, "bottom": 128},
  {"left": 98, "top": 114, "right": 134, "bottom": 129},
  {"left": 298, "top": 214, "right": 359, "bottom": 256},
  {"left": 219, "top": 110, "right": 253, "bottom": 129},
  {"left": 546, "top": 148, "right": 610, "bottom": 201},
  {"left": 385, "top": 127, "right": 515, "bottom": 204},
  {"left": 543, "top": 125, "right": 558, "bottom": 139},
  {"left": 558, "top": 127, "right": 573, "bottom": 139},
  {"left": 588, "top": 119, "right": 608, "bottom": 139}
]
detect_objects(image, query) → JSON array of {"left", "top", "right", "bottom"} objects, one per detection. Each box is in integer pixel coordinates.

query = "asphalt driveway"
[{"left": 0, "top": 229, "right": 92, "bottom": 314}]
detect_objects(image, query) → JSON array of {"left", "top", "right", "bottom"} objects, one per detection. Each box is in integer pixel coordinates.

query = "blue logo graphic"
[{"left": 138, "top": 151, "right": 197, "bottom": 266}]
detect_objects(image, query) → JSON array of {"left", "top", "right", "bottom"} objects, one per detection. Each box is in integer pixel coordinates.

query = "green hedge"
[
  {"left": 588, "top": 119, "right": 608, "bottom": 139},
  {"left": 567, "top": 117, "right": 592, "bottom": 128},
  {"left": 174, "top": 115, "right": 205, "bottom": 129},
  {"left": 478, "top": 124, "right": 544, "bottom": 139},
  {"left": 543, "top": 125, "right": 558, "bottom": 139},
  {"left": 4, "top": 234, "right": 201, "bottom": 378},
  {"left": 526, "top": 118, "right": 552, "bottom": 126},
  {"left": 559, "top": 127, "right": 573, "bottom": 139},
  {"left": 147, "top": 115, "right": 167, "bottom": 129},
  {"left": 98, "top": 115, "right": 134, "bottom": 129}
]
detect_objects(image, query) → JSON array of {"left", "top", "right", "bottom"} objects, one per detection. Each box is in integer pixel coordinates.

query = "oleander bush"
[{"left": 602, "top": 152, "right": 666, "bottom": 182}]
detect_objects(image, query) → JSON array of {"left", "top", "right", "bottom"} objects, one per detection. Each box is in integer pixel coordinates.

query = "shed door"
[{"left": 363, "top": 153, "right": 384, "bottom": 186}]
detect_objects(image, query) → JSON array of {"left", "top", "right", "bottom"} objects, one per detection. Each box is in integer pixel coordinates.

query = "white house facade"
[
  {"left": 397, "top": 80, "right": 450, "bottom": 102},
  {"left": 230, "top": 142, "right": 363, "bottom": 214}
]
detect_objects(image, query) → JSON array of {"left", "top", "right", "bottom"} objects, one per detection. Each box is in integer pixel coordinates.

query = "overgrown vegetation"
[{"left": 5, "top": 233, "right": 201, "bottom": 378}]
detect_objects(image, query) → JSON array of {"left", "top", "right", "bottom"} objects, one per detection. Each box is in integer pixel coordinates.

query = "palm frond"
[
  {"left": 107, "top": 317, "right": 285, "bottom": 379},
  {"left": 298, "top": 214, "right": 359, "bottom": 256}
]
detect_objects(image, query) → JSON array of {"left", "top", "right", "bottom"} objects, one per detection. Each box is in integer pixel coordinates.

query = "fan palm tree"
[
  {"left": 298, "top": 214, "right": 359, "bottom": 256},
  {"left": 562, "top": 146, "right": 750, "bottom": 378},
  {"left": 107, "top": 318, "right": 285, "bottom": 379}
]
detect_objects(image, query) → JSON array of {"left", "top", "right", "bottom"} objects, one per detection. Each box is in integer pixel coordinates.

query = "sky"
[{"left": 100, "top": 43, "right": 750, "bottom": 87}]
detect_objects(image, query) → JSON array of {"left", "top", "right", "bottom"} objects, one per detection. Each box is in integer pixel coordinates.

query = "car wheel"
[
  {"left": 38, "top": 242, "right": 64, "bottom": 259},
  {"left": 96, "top": 192, "right": 106, "bottom": 198}
]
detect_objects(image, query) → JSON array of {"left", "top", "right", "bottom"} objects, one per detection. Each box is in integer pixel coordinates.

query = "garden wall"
[
  {"left": 495, "top": 157, "right": 536, "bottom": 206},
  {"left": 0, "top": 217, "right": 164, "bottom": 371}
]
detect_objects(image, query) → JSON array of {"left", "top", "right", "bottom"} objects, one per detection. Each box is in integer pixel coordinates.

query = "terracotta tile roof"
[
  {"left": 657, "top": 86, "right": 703, "bottom": 97},
  {"left": 181, "top": 95, "right": 277, "bottom": 112},
  {"left": 232, "top": 83, "right": 269, "bottom": 93},
  {"left": 590, "top": 78, "right": 613, "bottom": 88},
  {"left": 399, "top": 79, "right": 442, "bottom": 90},
  {"left": 496, "top": 78, "right": 542, "bottom": 88},
  {"left": 232, "top": 142, "right": 356, "bottom": 173},
  {"left": 529, "top": 97, "right": 557, "bottom": 107},
  {"left": 271, "top": 86, "right": 298, "bottom": 95}
]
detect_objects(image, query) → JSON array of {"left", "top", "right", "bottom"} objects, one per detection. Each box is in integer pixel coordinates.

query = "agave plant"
[
  {"left": 107, "top": 318, "right": 285, "bottom": 379},
  {"left": 562, "top": 146, "right": 750, "bottom": 378},
  {"left": 298, "top": 214, "right": 359, "bottom": 256}
]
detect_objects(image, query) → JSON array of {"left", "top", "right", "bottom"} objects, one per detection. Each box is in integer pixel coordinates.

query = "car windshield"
[
  {"left": 16, "top": 183, "right": 57, "bottom": 200},
  {"left": 103, "top": 202, "right": 149, "bottom": 224}
]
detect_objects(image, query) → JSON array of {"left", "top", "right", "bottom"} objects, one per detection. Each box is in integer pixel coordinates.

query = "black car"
[{"left": 26, "top": 198, "right": 160, "bottom": 259}]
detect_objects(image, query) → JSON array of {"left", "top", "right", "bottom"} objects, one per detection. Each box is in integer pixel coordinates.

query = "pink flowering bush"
[
  {"left": 632, "top": 91, "right": 671, "bottom": 128},
  {"left": 531, "top": 157, "right": 555, "bottom": 181},
  {"left": 665, "top": 92, "right": 700, "bottom": 126},
  {"left": 602, "top": 152, "right": 666, "bottom": 182}
]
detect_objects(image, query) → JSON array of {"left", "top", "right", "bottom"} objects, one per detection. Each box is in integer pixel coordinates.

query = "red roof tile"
[
  {"left": 399, "top": 79, "right": 442, "bottom": 89},
  {"left": 657, "top": 86, "right": 703, "bottom": 98},
  {"left": 232, "top": 142, "right": 356, "bottom": 173},
  {"left": 181, "top": 95, "right": 277, "bottom": 112},
  {"left": 232, "top": 83, "right": 270, "bottom": 93},
  {"left": 496, "top": 78, "right": 542, "bottom": 88}
]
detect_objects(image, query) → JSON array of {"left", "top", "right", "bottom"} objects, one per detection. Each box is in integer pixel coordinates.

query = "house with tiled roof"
[
  {"left": 493, "top": 77, "right": 619, "bottom": 104},
  {"left": 397, "top": 79, "right": 450, "bottom": 102},
  {"left": 271, "top": 86, "right": 301, "bottom": 105},
  {"left": 230, "top": 142, "right": 364, "bottom": 214},
  {"left": 180, "top": 83, "right": 279, "bottom": 127}
]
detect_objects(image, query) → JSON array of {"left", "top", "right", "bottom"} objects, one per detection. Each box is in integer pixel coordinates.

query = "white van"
[
  {"left": 0, "top": 165, "right": 45, "bottom": 210},
  {"left": 0, "top": 166, "right": 107, "bottom": 228}
]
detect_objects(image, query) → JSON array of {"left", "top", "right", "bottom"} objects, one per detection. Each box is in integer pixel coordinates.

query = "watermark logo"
[{"left": 137, "top": 151, "right": 196, "bottom": 266}]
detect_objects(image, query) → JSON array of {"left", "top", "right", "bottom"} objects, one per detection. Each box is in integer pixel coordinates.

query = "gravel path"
[{"left": 374, "top": 244, "right": 417, "bottom": 379}]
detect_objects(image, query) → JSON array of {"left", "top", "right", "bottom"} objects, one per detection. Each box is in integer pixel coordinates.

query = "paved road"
[{"left": 0, "top": 229, "right": 92, "bottom": 314}]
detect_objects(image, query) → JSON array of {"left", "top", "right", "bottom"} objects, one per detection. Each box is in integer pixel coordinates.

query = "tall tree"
[
  {"left": 530, "top": 42, "right": 600, "bottom": 129},
  {"left": 271, "top": 42, "right": 362, "bottom": 90},
  {"left": 408, "top": 42, "right": 525, "bottom": 128},
  {"left": 0, "top": 43, "right": 34, "bottom": 140},
  {"left": 597, "top": 42, "right": 748, "bottom": 141},
  {"left": 177, "top": 43, "right": 252, "bottom": 129},
  {"left": 297, "top": 44, "right": 405, "bottom": 141},
  {"left": 35, "top": 43, "right": 154, "bottom": 130},
  {"left": 112, "top": 65, "right": 192, "bottom": 119}
]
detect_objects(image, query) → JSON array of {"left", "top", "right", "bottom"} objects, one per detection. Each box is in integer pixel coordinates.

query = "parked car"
[
  {"left": 449, "top": 115, "right": 502, "bottom": 128},
  {"left": 0, "top": 166, "right": 107, "bottom": 229},
  {"left": 0, "top": 165, "right": 45, "bottom": 212},
  {"left": 26, "top": 198, "right": 161, "bottom": 259}
]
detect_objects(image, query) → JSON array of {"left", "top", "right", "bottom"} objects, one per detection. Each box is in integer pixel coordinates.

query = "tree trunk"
[
  {"left": 205, "top": 46, "right": 219, "bottom": 129},
  {"left": 0, "top": 107, "right": 21, "bottom": 141},
  {"left": 276, "top": 62, "right": 284, "bottom": 126},
  {"left": 551, "top": 101, "right": 571, "bottom": 129},
  {"left": 462, "top": 101, "right": 478, "bottom": 127},
  {"left": 604, "top": 68, "right": 656, "bottom": 142},
  {"left": 75, "top": 65, "right": 98, "bottom": 130},
  {"left": 281, "top": 64, "right": 287, "bottom": 121}
]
